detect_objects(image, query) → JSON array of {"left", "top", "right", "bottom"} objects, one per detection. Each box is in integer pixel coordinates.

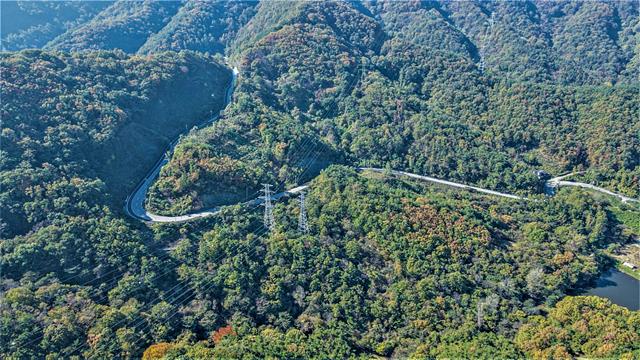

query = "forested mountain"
[
  {"left": 154, "top": 166, "right": 630, "bottom": 359},
  {"left": 148, "top": 0, "right": 384, "bottom": 214},
  {"left": 45, "top": 1, "right": 183, "bottom": 53},
  {"left": 0, "top": 50, "right": 232, "bottom": 358},
  {"left": 3, "top": 0, "right": 638, "bottom": 84},
  {"left": 429, "top": 0, "right": 640, "bottom": 85},
  {"left": 138, "top": 1, "right": 257, "bottom": 55},
  {"left": 148, "top": 0, "right": 639, "bottom": 215},
  {"left": 0, "top": 1, "right": 111, "bottom": 51},
  {"left": 1, "top": 1, "right": 639, "bottom": 359},
  {"left": 3, "top": 161, "right": 638, "bottom": 358},
  {"left": 0, "top": 50, "right": 231, "bottom": 238}
]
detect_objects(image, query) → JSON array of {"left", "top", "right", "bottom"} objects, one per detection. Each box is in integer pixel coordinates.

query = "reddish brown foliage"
[{"left": 211, "top": 325, "right": 236, "bottom": 344}]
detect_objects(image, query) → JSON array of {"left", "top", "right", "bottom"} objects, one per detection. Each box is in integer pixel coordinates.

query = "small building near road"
[{"left": 534, "top": 170, "right": 550, "bottom": 180}]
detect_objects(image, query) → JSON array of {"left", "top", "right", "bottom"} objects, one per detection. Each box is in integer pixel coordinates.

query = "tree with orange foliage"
[{"left": 211, "top": 325, "right": 236, "bottom": 345}]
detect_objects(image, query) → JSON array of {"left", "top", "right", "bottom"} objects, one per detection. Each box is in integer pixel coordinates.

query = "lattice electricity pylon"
[
  {"left": 260, "top": 184, "right": 275, "bottom": 231},
  {"left": 478, "top": 11, "right": 496, "bottom": 73},
  {"left": 298, "top": 191, "right": 309, "bottom": 234}
]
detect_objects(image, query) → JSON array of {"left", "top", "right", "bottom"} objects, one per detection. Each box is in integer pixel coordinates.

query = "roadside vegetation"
[{"left": 1, "top": 1, "right": 639, "bottom": 358}]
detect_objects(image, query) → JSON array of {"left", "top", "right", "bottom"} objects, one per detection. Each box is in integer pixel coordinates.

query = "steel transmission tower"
[
  {"left": 478, "top": 11, "right": 495, "bottom": 73},
  {"left": 298, "top": 191, "right": 309, "bottom": 234},
  {"left": 261, "top": 184, "right": 275, "bottom": 231}
]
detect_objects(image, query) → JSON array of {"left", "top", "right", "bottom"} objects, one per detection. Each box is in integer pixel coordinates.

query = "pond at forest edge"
[{"left": 583, "top": 269, "right": 639, "bottom": 311}]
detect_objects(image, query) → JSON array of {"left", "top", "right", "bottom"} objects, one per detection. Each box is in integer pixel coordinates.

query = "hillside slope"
[
  {"left": 2, "top": 2, "right": 640, "bottom": 359},
  {"left": 0, "top": 50, "right": 231, "bottom": 238},
  {"left": 45, "top": 0, "right": 182, "bottom": 53},
  {"left": 148, "top": 0, "right": 639, "bottom": 216},
  {"left": 371, "top": 0, "right": 639, "bottom": 85},
  {"left": 3, "top": 0, "right": 636, "bottom": 86},
  {"left": 0, "top": 1, "right": 111, "bottom": 50},
  {"left": 147, "top": 1, "right": 383, "bottom": 214},
  {"left": 144, "top": 166, "right": 635, "bottom": 358},
  {"left": 137, "top": 1, "right": 257, "bottom": 55}
]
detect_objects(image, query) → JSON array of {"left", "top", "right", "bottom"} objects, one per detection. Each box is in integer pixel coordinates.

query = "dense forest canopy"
[
  {"left": 3, "top": 0, "right": 638, "bottom": 84},
  {"left": 44, "top": 1, "right": 184, "bottom": 53},
  {"left": 137, "top": 1, "right": 257, "bottom": 55},
  {"left": 147, "top": 0, "right": 639, "bottom": 215},
  {"left": 1, "top": 1, "right": 639, "bottom": 359},
  {"left": 0, "top": 49, "right": 231, "bottom": 237},
  {"left": 0, "top": 1, "right": 112, "bottom": 51}
]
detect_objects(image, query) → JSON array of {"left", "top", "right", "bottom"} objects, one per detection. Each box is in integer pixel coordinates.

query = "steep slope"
[
  {"left": 3, "top": 0, "right": 637, "bottom": 86},
  {"left": 230, "top": 0, "right": 307, "bottom": 58},
  {"left": 2, "top": 2, "right": 640, "bottom": 359},
  {"left": 149, "top": 0, "right": 639, "bottom": 216},
  {"left": 373, "top": 1, "right": 478, "bottom": 60},
  {"left": 0, "top": 50, "right": 231, "bottom": 238},
  {"left": 45, "top": 0, "right": 182, "bottom": 53},
  {"left": 0, "top": 50, "right": 233, "bottom": 359},
  {"left": 371, "top": 0, "right": 639, "bottom": 85},
  {"left": 147, "top": 1, "right": 382, "bottom": 214},
  {"left": 0, "top": 1, "right": 111, "bottom": 50},
  {"left": 137, "top": 0, "right": 257, "bottom": 55},
  {"left": 538, "top": 0, "right": 636, "bottom": 85}
]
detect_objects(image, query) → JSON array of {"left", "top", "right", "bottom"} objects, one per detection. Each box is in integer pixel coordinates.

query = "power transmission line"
[
  {"left": 66, "top": 44, "right": 368, "bottom": 355},
  {"left": 124, "top": 28, "right": 386, "bottom": 357},
  {"left": 298, "top": 191, "right": 309, "bottom": 234},
  {"left": 124, "top": 223, "right": 272, "bottom": 355},
  {"left": 26, "top": 201, "right": 270, "bottom": 353},
  {"left": 63, "top": 218, "right": 270, "bottom": 358},
  {"left": 65, "top": 23, "right": 387, "bottom": 359},
  {"left": 260, "top": 183, "right": 275, "bottom": 231},
  {"left": 479, "top": 11, "right": 495, "bottom": 73}
]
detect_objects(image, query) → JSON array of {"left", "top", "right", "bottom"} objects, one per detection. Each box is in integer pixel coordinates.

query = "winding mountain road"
[
  {"left": 361, "top": 168, "right": 526, "bottom": 200},
  {"left": 124, "top": 67, "right": 241, "bottom": 222},
  {"left": 124, "top": 66, "right": 637, "bottom": 223},
  {"left": 548, "top": 172, "right": 639, "bottom": 204},
  {"left": 124, "top": 66, "right": 312, "bottom": 223}
]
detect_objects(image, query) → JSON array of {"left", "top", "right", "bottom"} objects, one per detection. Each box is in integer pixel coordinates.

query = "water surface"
[{"left": 585, "top": 269, "right": 639, "bottom": 310}]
